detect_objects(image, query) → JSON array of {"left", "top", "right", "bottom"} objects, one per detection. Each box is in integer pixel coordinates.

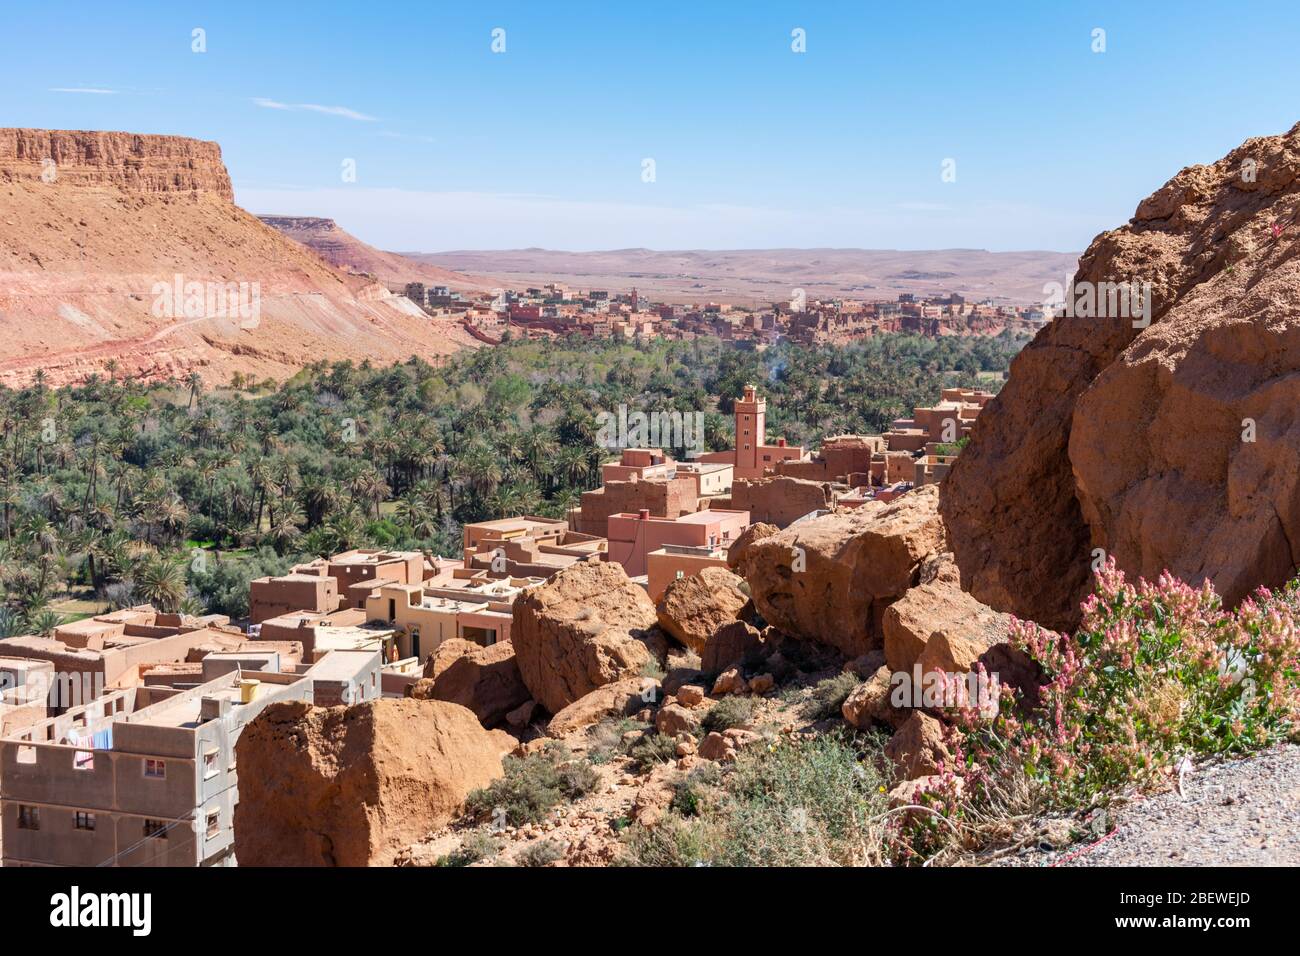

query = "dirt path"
[{"left": 1016, "top": 745, "right": 1300, "bottom": 867}]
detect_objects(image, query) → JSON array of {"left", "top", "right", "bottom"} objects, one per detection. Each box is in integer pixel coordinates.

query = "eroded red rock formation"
[{"left": 942, "top": 121, "right": 1300, "bottom": 628}]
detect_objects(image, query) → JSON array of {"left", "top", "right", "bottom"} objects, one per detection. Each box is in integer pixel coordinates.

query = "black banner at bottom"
[{"left": 0, "top": 864, "right": 1274, "bottom": 942}]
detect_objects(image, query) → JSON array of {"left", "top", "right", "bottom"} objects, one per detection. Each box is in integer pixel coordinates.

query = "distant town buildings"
[{"left": 393, "top": 275, "right": 1048, "bottom": 348}]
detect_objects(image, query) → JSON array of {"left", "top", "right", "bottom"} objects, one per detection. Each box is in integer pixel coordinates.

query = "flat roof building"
[{"left": 606, "top": 508, "right": 750, "bottom": 579}]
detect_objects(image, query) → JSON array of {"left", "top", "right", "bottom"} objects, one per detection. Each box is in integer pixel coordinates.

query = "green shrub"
[
  {"left": 713, "top": 732, "right": 890, "bottom": 865},
  {"left": 640, "top": 657, "right": 667, "bottom": 681},
  {"left": 464, "top": 744, "right": 599, "bottom": 826},
  {"left": 516, "top": 839, "right": 564, "bottom": 867},
  {"left": 622, "top": 731, "right": 891, "bottom": 867},
  {"left": 620, "top": 813, "right": 721, "bottom": 867},
  {"left": 627, "top": 733, "right": 678, "bottom": 773},
  {"left": 435, "top": 831, "right": 501, "bottom": 867},
  {"left": 585, "top": 717, "right": 645, "bottom": 764},
  {"left": 799, "top": 671, "right": 861, "bottom": 721},
  {"left": 670, "top": 763, "right": 723, "bottom": 818},
  {"left": 701, "top": 696, "right": 755, "bottom": 734}
]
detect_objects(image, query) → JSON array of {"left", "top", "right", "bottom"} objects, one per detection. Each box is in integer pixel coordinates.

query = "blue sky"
[{"left": 2, "top": 0, "right": 1298, "bottom": 252}]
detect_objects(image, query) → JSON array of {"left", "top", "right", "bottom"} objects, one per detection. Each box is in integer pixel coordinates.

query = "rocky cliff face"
[
  {"left": 942, "top": 121, "right": 1300, "bottom": 629},
  {"left": 0, "top": 128, "right": 233, "bottom": 199},
  {"left": 0, "top": 127, "right": 476, "bottom": 386}
]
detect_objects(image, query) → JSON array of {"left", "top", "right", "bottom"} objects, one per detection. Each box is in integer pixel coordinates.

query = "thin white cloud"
[
  {"left": 252, "top": 97, "right": 377, "bottom": 121},
  {"left": 49, "top": 87, "right": 118, "bottom": 95}
]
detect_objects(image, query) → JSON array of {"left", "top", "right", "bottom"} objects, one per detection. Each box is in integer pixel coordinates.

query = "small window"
[
  {"left": 143, "top": 819, "right": 168, "bottom": 840},
  {"left": 203, "top": 750, "right": 219, "bottom": 779},
  {"left": 144, "top": 759, "right": 165, "bottom": 779},
  {"left": 75, "top": 811, "right": 95, "bottom": 831},
  {"left": 206, "top": 811, "right": 220, "bottom": 838},
  {"left": 17, "top": 805, "right": 39, "bottom": 830}
]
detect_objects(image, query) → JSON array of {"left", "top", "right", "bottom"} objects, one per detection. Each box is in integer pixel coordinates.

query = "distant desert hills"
[
  {"left": 408, "top": 247, "right": 1081, "bottom": 305},
  {"left": 256, "top": 223, "right": 1080, "bottom": 308},
  {"left": 0, "top": 128, "right": 476, "bottom": 388}
]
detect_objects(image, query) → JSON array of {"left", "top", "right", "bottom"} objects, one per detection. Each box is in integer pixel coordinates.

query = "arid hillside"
[
  {"left": 0, "top": 128, "right": 477, "bottom": 387},
  {"left": 258, "top": 215, "right": 485, "bottom": 291}
]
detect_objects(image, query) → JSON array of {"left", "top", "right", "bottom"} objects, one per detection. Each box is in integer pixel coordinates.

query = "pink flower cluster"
[{"left": 953, "top": 558, "right": 1300, "bottom": 811}]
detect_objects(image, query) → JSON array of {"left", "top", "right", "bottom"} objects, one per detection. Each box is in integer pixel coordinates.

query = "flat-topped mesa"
[
  {"left": 258, "top": 215, "right": 340, "bottom": 232},
  {"left": 0, "top": 128, "right": 234, "bottom": 200}
]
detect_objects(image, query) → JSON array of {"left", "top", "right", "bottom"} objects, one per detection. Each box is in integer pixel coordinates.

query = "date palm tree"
[
  {"left": 324, "top": 507, "right": 366, "bottom": 553},
  {"left": 266, "top": 500, "right": 304, "bottom": 555},
  {"left": 134, "top": 555, "right": 188, "bottom": 612},
  {"left": 347, "top": 467, "right": 389, "bottom": 521},
  {"left": 394, "top": 492, "right": 438, "bottom": 540}
]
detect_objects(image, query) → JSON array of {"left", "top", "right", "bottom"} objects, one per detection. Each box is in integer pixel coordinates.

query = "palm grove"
[{"left": 0, "top": 331, "right": 1025, "bottom": 635}]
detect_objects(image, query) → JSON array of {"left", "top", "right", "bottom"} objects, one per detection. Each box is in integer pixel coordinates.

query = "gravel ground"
[{"left": 1007, "top": 745, "right": 1300, "bottom": 867}]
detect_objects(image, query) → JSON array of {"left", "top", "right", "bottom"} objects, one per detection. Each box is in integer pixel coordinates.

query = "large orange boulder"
[
  {"left": 656, "top": 566, "right": 750, "bottom": 653},
  {"left": 233, "top": 698, "right": 514, "bottom": 866},
  {"left": 411, "top": 638, "right": 529, "bottom": 728},
  {"left": 727, "top": 521, "right": 778, "bottom": 569},
  {"left": 736, "top": 485, "right": 946, "bottom": 656},
  {"left": 942, "top": 122, "right": 1300, "bottom": 630},
  {"left": 545, "top": 677, "right": 653, "bottom": 737},
  {"left": 883, "top": 576, "right": 1012, "bottom": 675},
  {"left": 512, "top": 561, "right": 662, "bottom": 714}
]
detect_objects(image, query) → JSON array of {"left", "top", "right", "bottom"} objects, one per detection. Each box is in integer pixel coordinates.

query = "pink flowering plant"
[{"left": 952, "top": 559, "right": 1300, "bottom": 815}]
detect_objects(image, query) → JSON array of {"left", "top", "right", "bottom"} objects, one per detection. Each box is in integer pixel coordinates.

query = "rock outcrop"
[
  {"left": 545, "top": 678, "right": 652, "bottom": 737},
  {"left": 737, "top": 485, "right": 946, "bottom": 656},
  {"left": 410, "top": 638, "right": 530, "bottom": 728},
  {"left": 233, "top": 698, "right": 513, "bottom": 866},
  {"left": 1, "top": 128, "right": 233, "bottom": 196},
  {"left": 655, "top": 566, "right": 750, "bottom": 653},
  {"left": 512, "top": 561, "right": 662, "bottom": 714},
  {"left": 700, "top": 620, "right": 766, "bottom": 675},
  {"left": 727, "top": 521, "right": 778, "bottom": 569},
  {"left": 883, "top": 578, "right": 1012, "bottom": 675},
  {"left": 886, "top": 711, "right": 951, "bottom": 780},
  {"left": 842, "top": 665, "right": 907, "bottom": 730},
  {"left": 942, "top": 122, "right": 1300, "bottom": 629}
]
